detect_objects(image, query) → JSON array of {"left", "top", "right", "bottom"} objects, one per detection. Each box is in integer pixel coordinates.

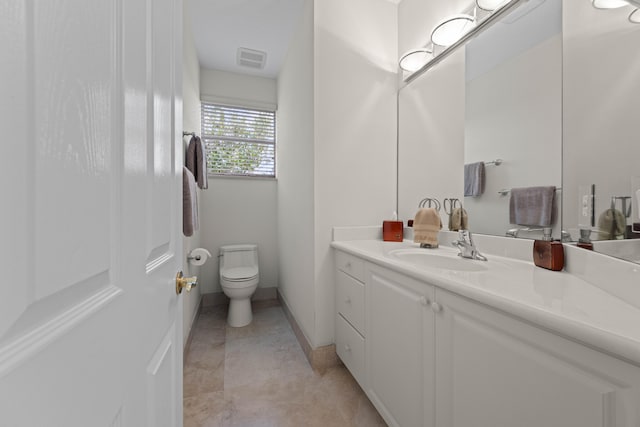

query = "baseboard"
[
  {"left": 277, "top": 290, "right": 339, "bottom": 374},
  {"left": 183, "top": 297, "right": 203, "bottom": 361},
  {"left": 201, "top": 287, "right": 278, "bottom": 307}
]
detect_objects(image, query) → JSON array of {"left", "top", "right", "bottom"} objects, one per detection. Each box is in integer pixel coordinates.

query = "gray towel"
[
  {"left": 464, "top": 162, "right": 485, "bottom": 197},
  {"left": 183, "top": 167, "right": 199, "bottom": 236},
  {"left": 186, "top": 136, "right": 208, "bottom": 190},
  {"left": 509, "top": 186, "right": 556, "bottom": 226}
]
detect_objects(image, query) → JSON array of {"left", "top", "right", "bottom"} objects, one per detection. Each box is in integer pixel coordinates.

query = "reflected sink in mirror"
[
  {"left": 388, "top": 248, "right": 488, "bottom": 272},
  {"left": 591, "top": 240, "right": 640, "bottom": 265}
]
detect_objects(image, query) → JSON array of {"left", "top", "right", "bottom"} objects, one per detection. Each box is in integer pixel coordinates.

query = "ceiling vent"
[{"left": 237, "top": 48, "right": 267, "bottom": 69}]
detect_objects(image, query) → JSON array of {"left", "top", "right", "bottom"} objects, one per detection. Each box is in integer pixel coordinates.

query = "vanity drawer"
[
  {"left": 336, "top": 271, "right": 365, "bottom": 335},
  {"left": 336, "top": 314, "right": 366, "bottom": 388},
  {"left": 335, "top": 251, "right": 365, "bottom": 282}
]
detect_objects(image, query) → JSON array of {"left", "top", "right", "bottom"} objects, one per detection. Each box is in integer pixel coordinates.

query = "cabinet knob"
[
  {"left": 345, "top": 297, "right": 352, "bottom": 304},
  {"left": 431, "top": 302, "right": 443, "bottom": 313},
  {"left": 345, "top": 262, "right": 352, "bottom": 269},
  {"left": 420, "top": 296, "right": 430, "bottom": 306},
  {"left": 344, "top": 344, "right": 351, "bottom": 352}
]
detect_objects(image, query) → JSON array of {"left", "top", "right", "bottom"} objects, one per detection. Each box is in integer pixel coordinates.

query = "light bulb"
[
  {"left": 399, "top": 49, "right": 433, "bottom": 72},
  {"left": 476, "top": 0, "right": 513, "bottom": 11},
  {"left": 591, "top": 0, "right": 630, "bottom": 9},
  {"left": 431, "top": 14, "right": 476, "bottom": 47}
]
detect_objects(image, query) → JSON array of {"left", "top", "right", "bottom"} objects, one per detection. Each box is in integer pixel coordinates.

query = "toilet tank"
[{"left": 219, "top": 244, "right": 258, "bottom": 270}]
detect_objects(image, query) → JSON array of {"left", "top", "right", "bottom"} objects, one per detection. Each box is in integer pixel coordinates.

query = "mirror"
[
  {"left": 562, "top": 1, "right": 640, "bottom": 263},
  {"left": 464, "top": 0, "right": 562, "bottom": 239},
  {"left": 398, "top": 0, "right": 640, "bottom": 265}
]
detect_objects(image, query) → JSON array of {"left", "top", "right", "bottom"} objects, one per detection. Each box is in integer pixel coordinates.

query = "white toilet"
[{"left": 219, "top": 244, "right": 259, "bottom": 327}]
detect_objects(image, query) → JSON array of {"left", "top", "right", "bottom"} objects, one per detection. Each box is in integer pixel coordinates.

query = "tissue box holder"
[
  {"left": 533, "top": 240, "right": 564, "bottom": 271},
  {"left": 383, "top": 221, "right": 403, "bottom": 242}
]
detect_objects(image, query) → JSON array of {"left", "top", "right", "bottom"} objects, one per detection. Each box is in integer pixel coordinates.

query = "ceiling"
[
  {"left": 188, "top": 0, "right": 403, "bottom": 79},
  {"left": 188, "top": 0, "right": 307, "bottom": 79}
]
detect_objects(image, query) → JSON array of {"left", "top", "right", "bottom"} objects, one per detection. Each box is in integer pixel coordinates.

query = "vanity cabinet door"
[
  {"left": 366, "top": 264, "right": 435, "bottom": 427},
  {"left": 434, "top": 289, "right": 640, "bottom": 427}
]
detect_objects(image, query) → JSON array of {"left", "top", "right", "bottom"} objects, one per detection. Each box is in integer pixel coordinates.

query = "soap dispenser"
[
  {"left": 577, "top": 229, "right": 593, "bottom": 250},
  {"left": 533, "top": 228, "right": 564, "bottom": 271}
]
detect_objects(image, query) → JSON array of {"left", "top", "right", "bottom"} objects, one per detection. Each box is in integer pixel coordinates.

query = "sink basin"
[{"left": 388, "top": 248, "right": 488, "bottom": 272}]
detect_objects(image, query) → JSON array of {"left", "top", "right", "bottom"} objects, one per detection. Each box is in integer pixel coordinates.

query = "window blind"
[{"left": 201, "top": 103, "right": 276, "bottom": 177}]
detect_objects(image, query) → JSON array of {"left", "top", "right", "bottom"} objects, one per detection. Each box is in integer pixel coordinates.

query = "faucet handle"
[{"left": 459, "top": 229, "right": 472, "bottom": 244}]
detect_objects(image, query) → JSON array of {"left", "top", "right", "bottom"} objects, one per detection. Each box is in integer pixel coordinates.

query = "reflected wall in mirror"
[
  {"left": 463, "top": 0, "right": 562, "bottom": 239},
  {"left": 397, "top": 49, "right": 465, "bottom": 225},
  {"left": 563, "top": 0, "right": 640, "bottom": 264}
]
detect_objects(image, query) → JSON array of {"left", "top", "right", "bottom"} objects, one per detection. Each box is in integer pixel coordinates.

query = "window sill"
[{"left": 208, "top": 174, "right": 277, "bottom": 182}]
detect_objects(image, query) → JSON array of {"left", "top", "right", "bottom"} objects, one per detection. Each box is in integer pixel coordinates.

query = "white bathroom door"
[{"left": 0, "top": 1, "right": 184, "bottom": 426}]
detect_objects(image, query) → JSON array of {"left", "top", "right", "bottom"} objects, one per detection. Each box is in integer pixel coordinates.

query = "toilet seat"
[{"left": 221, "top": 266, "right": 258, "bottom": 281}]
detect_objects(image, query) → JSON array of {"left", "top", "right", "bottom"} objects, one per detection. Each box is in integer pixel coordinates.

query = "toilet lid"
[{"left": 222, "top": 266, "right": 258, "bottom": 281}]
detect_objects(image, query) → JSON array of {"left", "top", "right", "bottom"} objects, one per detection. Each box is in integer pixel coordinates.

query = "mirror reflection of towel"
[
  {"left": 449, "top": 207, "right": 468, "bottom": 231},
  {"left": 464, "top": 162, "right": 485, "bottom": 197},
  {"left": 509, "top": 186, "right": 556, "bottom": 226},
  {"left": 597, "top": 208, "right": 625, "bottom": 240}
]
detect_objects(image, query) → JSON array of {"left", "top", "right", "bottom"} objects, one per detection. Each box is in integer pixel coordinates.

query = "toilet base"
[{"left": 227, "top": 297, "right": 253, "bottom": 327}]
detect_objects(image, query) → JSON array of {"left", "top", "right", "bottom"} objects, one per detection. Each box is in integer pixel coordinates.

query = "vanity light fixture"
[
  {"left": 401, "top": 0, "right": 526, "bottom": 83},
  {"left": 630, "top": 8, "right": 640, "bottom": 22},
  {"left": 399, "top": 48, "right": 433, "bottom": 72},
  {"left": 431, "top": 14, "right": 477, "bottom": 47},
  {"left": 476, "top": 0, "right": 513, "bottom": 11}
]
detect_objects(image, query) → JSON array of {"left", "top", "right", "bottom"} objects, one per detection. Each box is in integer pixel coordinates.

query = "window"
[{"left": 201, "top": 102, "right": 276, "bottom": 177}]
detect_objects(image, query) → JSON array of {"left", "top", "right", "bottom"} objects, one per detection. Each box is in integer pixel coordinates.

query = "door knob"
[{"left": 176, "top": 271, "right": 198, "bottom": 295}]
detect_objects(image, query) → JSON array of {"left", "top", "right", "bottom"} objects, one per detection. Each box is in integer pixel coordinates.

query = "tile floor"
[{"left": 183, "top": 300, "right": 387, "bottom": 427}]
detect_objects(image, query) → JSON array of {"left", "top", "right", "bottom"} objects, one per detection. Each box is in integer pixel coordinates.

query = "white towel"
[{"left": 464, "top": 162, "right": 485, "bottom": 197}]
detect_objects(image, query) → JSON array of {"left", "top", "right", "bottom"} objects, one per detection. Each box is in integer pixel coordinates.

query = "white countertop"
[{"left": 331, "top": 237, "right": 640, "bottom": 367}]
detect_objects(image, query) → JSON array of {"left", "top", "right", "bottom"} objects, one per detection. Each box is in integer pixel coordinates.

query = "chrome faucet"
[
  {"left": 452, "top": 230, "right": 488, "bottom": 261},
  {"left": 506, "top": 228, "right": 520, "bottom": 238},
  {"left": 506, "top": 227, "right": 553, "bottom": 241}
]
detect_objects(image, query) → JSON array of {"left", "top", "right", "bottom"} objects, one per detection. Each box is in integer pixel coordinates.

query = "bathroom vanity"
[{"left": 332, "top": 236, "right": 640, "bottom": 427}]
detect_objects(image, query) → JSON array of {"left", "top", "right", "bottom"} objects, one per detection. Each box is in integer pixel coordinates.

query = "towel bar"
[{"left": 499, "top": 187, "right": 562, "bottom": 197}]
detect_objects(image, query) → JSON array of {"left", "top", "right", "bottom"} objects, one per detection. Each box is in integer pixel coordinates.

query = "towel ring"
[
  {"left": 443, "top": 198, "right": 461, "bottom": 215},
  {"left": 419, "top": 198, "right": 441, "bottom": 211}
]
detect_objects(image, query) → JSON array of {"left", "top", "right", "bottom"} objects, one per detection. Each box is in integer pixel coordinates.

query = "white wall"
[
  {"left": 182, "top": 0, "right": 202, "bottom": 348},
  {"left": 397, "top": 51, "right": 465, "bottom": 224},
  {"left": 277, "top": 0, "right": 316, "bottom": 345},
  {"left": 200, "top": 68, "right": 277, "bottom": 111},
  {"left": 313, "top": 0, "right": 398, "bottom": 346},
  {"left": 277, "top": 0, "right": 398, "bottom": 348},
  {"left": 198, "top": 68, "right": 279, "bottom": 295},
  {"left": 397, "top": 0, "right": 467, "bottom": 225},
  {"left": 198, "top": 178, "right": 278, "bottom": 293}
]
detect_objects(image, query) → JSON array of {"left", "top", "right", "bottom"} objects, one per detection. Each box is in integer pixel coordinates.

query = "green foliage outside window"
[{"left": 201, "top": 103, "right": 275, "bottom": 177}]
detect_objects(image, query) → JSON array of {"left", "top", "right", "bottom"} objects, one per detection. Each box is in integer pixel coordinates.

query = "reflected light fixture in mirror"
[
  {"left": 630, "top": 9, "right": 640, "bottom": 22},
  {"left": 431, "top": 14, "right": 476, "bottom": 47},
  {"left": 476, "top": 0, "right": 513, "bottom": 12},
  {"left": 591, "top": 0, "right": 630, "bottom": 8},
  {"left": 399, "top": 48, "right": 433, "bottom": 72}
]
